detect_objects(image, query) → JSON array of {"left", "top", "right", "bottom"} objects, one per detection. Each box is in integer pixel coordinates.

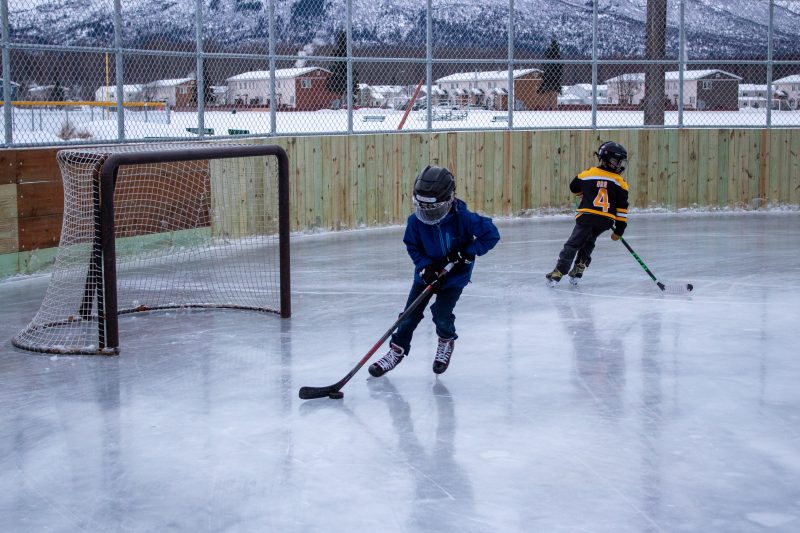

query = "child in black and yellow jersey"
[{"left": 546, "top": 141, "right": 629, "bottom": 285}]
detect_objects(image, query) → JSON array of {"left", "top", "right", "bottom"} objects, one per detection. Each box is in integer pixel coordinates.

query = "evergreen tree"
[
  {"left": 50, "top": 78, "right": 65, "bottom": 101},
  {"left": 538, "top": 38, "right": 562, "bottom": 95},
  {"left": 326, "top": 30, "right": 358, "bottom": 107}
]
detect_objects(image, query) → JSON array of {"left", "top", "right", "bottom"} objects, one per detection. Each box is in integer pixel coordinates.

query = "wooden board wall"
[
  {"left": 0, "top": 129, "right": 798, "bottom": 275},
  {"left": 266, "top": 128, "right": 800, "bottom": 231}
]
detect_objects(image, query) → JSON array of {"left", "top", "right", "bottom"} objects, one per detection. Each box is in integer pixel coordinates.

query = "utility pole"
[{"left": 643, "top": 0, "right": 667, "bottom": 125}]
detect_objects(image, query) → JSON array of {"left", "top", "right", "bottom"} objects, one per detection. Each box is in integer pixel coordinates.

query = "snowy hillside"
[{"left": 8, "top": 0, "right": 800, "bottom": 57}]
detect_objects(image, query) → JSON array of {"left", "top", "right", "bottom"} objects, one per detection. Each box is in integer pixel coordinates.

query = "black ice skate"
[
  {"left": 568, "top": 262, "right": 587, "bottom": 285},
  {"left": 545, "top": 268, "right": 563, "bottom": 286},
  {"left": 369, "top": 343, "right": 405, "bottom": 377},
  {"left": 432, "top": 337, "right": 455, "bottom": 374}
]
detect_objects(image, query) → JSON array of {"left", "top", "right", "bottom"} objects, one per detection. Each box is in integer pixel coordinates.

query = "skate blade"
[
  {"left": 569, "top": 277, "right": 580, "bottom": 286},
  {"left": 546, "top": 279, "right": 560, "bottom": 287}
]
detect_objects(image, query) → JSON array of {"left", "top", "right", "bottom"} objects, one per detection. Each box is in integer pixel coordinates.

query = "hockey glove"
[
  {"left": 421, "top": 266, "right": 441, "bottom": 285},
  {"left": 446, "top": 248, "right": 475, "bottom": 266}
]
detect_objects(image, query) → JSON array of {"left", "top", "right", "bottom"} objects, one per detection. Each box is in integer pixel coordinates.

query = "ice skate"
[
  {"left": 369, "top": 343, "right": 405, "bottom": 377},
  {"left": 568, "top": 262, "right": 587, "bottom": 286},
  {"left": 432, "top": 337, "right": 455, "bottom": 374},
  {"left": 545, "top": 268, "right": 563, "bottom": 286}
]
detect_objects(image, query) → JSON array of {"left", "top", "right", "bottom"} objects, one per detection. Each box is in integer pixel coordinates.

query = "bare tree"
[{"left": 617, "top": 74, "right": 642, "bottom": 105}]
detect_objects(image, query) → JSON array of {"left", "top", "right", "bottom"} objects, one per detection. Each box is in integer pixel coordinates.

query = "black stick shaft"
[
  {"left": 299, "top": 263, "right": 454, "bottom": 399},
  {"left": 619, "top": 236, "right": 665, "bottom": 290}
]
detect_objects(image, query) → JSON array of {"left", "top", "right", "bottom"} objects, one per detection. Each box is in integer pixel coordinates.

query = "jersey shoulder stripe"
[{"left": 576, "top": 167, "right": 629, "bottom": 191}]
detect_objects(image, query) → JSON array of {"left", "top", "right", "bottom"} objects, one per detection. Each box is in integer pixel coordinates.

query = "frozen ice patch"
[
  {"left": 745, "top": 512, "right": 797, "bottom": 528},
  {"left": 480, "top": 450, "right": 511, "bottom": 460}
]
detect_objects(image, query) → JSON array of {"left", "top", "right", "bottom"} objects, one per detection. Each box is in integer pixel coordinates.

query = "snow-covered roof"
[
  {"left": 96, "top": 84, "right": 143, "bottom": 92},
  {"left": 420, "top": 86, "right": 446, "bottom": 96},
  {"left": 226, "top": 68, "right": 330, "bottom": 82},
  {"left": 368, "top": 85, "right": 403, "bottom": 94},
  {"left": 491, "top": 87, "right": 508, "bottom": 95},
  {"left": 605, "top": 69, "right": 742, "bottom": 84},
  {"left": 145, "top": 78, "right": 194, "bottom": 88},
  {"left": 435, "top": 69, "right": 542, "bottom": 84},
  {"left": 571, "top": 83, "right": 607, "bottom": 92},
  {"left": 773, "top": 74, "right": 800, "bottom": 84},
  {"left": 739, "top": 84, "right": 767, "bottom": 92}
]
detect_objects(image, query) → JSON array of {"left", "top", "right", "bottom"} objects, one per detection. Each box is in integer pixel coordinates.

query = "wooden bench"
[
  {"left": 361, "top": 115, "right": 386, "bottom": 122},
  {"left": 186, "top": 127, "right": 215, "bottom": 135},
  {"left": 491, "top": 115, "right": 509, "bottom": 122},
  {"left": 432, "top": 110, "right": 468, "bottom": 121},
  {"left": 228, "top": 129, "right": 250, "bottom": 135}
]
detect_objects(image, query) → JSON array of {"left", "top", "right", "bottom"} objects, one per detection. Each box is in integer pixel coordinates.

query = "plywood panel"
[
  {"left": 0, "top": 184, "right": 18, "bottom": 254},
  {"left": 790, "top": 131, "right": 800, "bottom": 206},
  {"left": 16, "top": 180, "right": 64, "bottom": 218},
  {"left": 0, "top": 150, "right": 19, "bottom": 185},
  {"left": 15, "top": 148, "right": 62, "bottom": 184},
  {"left": 717, "top": 129, "right": 731, "bottom": 207},
  {"left": 18, "top": 214, "right": 62, "bottom": 251}
]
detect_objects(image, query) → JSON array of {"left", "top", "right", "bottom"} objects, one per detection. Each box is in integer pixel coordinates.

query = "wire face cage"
[{"left": 13, "top": 143, "right": 291, "bottom": 355}]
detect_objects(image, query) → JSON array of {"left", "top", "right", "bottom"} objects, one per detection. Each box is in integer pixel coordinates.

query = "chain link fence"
[{"left": 1, "top": 0, "right": 798, "bottom": 147}]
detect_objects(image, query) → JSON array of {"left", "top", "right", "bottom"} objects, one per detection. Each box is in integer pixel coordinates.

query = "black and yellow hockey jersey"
[{"left": 569, "top": 166, "right": 629, "bottom": 235}]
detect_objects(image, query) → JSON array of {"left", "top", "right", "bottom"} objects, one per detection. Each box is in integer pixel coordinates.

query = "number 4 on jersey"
[{"left": 593, "top": 187, "right": 610, "bottom": 212}]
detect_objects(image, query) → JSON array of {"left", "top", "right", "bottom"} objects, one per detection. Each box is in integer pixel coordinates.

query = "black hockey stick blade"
[
  {"left": 299, "top": 384, "right": 341, "bottom": 400},
  {"left": 298, "top": 262, "right": 456, "bottom": 401}
]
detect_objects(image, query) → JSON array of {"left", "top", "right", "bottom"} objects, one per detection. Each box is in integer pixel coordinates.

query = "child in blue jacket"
[{"left": 369, "top": 165, "right": 500, "bottom": 377}]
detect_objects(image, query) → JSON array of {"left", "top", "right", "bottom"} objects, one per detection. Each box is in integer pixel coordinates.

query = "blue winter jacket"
[{"left": 403, "top": 198, "right": 500, "bottom": 289}]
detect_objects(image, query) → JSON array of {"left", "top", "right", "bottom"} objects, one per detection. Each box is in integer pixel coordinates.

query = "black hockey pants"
[{"left": 555, "top": 215, "right": 614, "bottom": 275}]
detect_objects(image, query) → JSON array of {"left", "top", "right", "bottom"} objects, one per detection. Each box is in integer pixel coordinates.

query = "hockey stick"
[
  {"left": 619, "top": 236, "right": 693, "bottom": 293},
  {"left": 298, "top": 263, "right": 455, "bottom": 400}
]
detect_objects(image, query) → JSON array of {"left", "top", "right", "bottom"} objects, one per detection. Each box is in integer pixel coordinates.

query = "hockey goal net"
[{"left": 13, "top": 143, "right": 290, "bottom": 355}]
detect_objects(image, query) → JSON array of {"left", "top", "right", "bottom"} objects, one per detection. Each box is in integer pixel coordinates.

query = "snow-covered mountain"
[{"left": 8, "top": 0, "right": 800, "bottom": 58}]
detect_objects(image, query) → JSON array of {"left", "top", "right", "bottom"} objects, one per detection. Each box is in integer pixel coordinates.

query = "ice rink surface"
[{"left": 1, "top": 212, "right": 798, "bottom": 532}]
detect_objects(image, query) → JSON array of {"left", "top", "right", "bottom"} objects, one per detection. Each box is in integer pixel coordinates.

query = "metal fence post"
[
  {"left": 679, "top": 0, "right": 685, "bottom": 127},
  {"left": 507, "top": 0, "right": 514, "bottom": 128},
  {"left": 592, "top": 0, "right": 597, "bottom": 130},
  {"left": 113, "top": 0, "right": 124, "bottom": 142},
  {"left": 196, "top": 0, "right": 205, "bottom": 137},
  {"left": 767, "top": 0, "right": 774, "bottom": 127},
  {"left": 346, "top": 0, "right": 353, "bottom": 134},
  {"left": 269, "top": 0, "right": 276, "bottom": 135},
  {"left": 2, "top": 0, "right": 11, "bottom": 146},
  {"left": 426, "top": 0, "right": 432, "bottom": 129}
]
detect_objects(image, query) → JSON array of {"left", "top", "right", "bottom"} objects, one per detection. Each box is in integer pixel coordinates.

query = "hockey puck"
[
  {"left": 328, "top": 391, "right": 344, "bottom": 399},
  {"left": 687, "top": 284, "right": 694, "bottom": 292}
]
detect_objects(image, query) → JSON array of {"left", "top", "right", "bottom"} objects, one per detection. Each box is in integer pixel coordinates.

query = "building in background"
[
  {"left": 606, "top": 69, "right": 741, "bottom": 110},
  {"left": 94, "top": 84, "right": 143, "bottom": 102},
  {"left": 435, "top": 69, "right": 554, "bottom": 110},
  {"left": 142, "top": 78, "right": 195, "bottom": 107},
  {"left": 772, "top": 74, "right": 800, "bottom": 110},
  {"left": 356, "top": 84, "right": 405, "bottom": 108},
  {"left": 225, "top": 67, "right": 338, "bottom": 111},
  {"left": 558, "top": 83, "right": 608, "bottom": 106},
  {"left": 738, "top": 84, "right": 769, "bottom": 109}
]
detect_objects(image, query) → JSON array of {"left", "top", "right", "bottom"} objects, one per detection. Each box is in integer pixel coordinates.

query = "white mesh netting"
[{"left": 13, "top": 143, "right": 287, "bottom": 355}]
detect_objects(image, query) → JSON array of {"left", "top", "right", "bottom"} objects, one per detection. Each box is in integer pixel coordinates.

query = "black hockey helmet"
[
  {"left": 413, "top": 165, "right": 456, "bottom": 225},
  {"left": 595, "top": 141, "right": 628, "bottom": 173}
]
